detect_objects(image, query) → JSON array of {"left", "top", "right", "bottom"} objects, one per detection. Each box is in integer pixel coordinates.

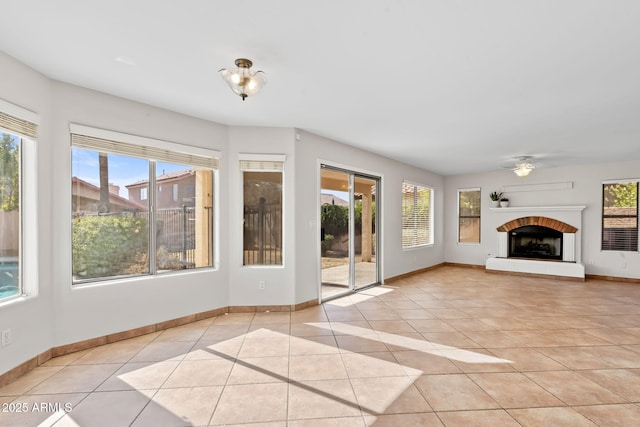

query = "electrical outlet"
[
  {"left": 1, "top": 329, "right": 11, "bottom": 347},
  {"left": 259, "top": 281, "right": 265, "bottom": 290}
]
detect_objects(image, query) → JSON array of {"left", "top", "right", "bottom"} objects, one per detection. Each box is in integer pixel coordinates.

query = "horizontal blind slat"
[
  {"left": 239, "top": 160, "right": 283, "bottom": 171},
  {"left": 0, "top": 111, "right": 38, "bottom": 139},
  {"left": 402, "top": 182, "right": 432, "bottom": 247}
]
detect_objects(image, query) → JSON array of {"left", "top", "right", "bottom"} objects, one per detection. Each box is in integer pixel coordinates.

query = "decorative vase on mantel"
[
  {"left": 489, "top": 191, "right": 503, "bottom": 207},
  {"left": 500, "top": 198, "right": 510, "bottom": 208}
]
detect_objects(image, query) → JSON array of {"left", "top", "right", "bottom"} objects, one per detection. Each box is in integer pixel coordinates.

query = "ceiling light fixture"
[
  {"left": 219, "top": 58, "right": 266, "bottom": 101},
  {"left": 513, "top": 158, "right": 535, "bottom": 177}
]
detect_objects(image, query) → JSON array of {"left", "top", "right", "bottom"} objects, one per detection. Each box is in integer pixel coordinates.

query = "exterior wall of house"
[
  {"left": 128, "top": 173, "right": 196, "bottom": 208},
  {"left": 444, "top": 161, "right": 640, "bottom": 279},
  {"left": 157, "top": 175, "right": 196, "bottom": 208}
]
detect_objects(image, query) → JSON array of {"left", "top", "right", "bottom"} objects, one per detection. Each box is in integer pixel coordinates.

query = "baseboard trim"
[
  {"left": 385, "top": 262, "right": 446, "bottom": 283},
  {"left": 0, "top": 299, "right": 318, "bottom": 387},
  {"left": 586, "top": 274, "right": 640, "bottom": 284},
  {"left": 443, "top": 262, "right": 486, "bottom": 269},
  {"left": 485, "top": 268, "right": 586, "bottom": 282}
]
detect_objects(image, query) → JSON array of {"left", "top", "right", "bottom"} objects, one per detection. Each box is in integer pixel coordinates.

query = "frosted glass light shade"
[
  {"left": 514, "top": 163, "right": 534, "bottom": 176},
  {"left": 219, "top": 58, "right": 266, "bottom": 101}
]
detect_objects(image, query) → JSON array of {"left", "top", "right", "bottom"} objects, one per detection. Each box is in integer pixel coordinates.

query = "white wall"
[
  {"left": 294, "top": 131, "right": 446, "bottom": 304},
  {"left": 49, "top": 82, "right": 231, "bottom": 346},
  {"left": 444, "top": 161, "right": 640, "bottom": 279},
  {"left": 0, "top": 51, "right": 55, "bottom": 377},
  {"left": 227, "top": 126, "right": 297, "bottom": 306},
  {"left": 2, "top": 46, "right": 638, "bottom": 380}
]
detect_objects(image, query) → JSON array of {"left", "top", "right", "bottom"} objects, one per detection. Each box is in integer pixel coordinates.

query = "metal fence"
[
  {"left": 243, "top": 201, "right": 282, "bottom": 265},
  {"left": 156, "top": 206, "right": 196, "bottom": 267}
]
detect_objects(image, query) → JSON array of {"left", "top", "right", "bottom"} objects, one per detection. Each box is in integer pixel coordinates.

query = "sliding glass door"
[{"left": 320, "top": 165, "right": 380, "bottom": 301}]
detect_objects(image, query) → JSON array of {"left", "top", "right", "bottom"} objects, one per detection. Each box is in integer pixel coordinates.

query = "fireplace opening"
[{"left": 508, "top": 225, "right": 563, "bottom": 260}]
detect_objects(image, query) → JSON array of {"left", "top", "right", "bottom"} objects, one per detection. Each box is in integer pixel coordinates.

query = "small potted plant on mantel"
[
  {"left": 489, "top": 191, "right": 502, "bottom": 208},
  {"left": 500, "top": 197, "right": 510, "bottom": 208}
]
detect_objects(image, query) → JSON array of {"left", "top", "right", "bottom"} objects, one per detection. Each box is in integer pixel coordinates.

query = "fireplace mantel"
[{"left": 490, "top": 205, "right": 586, "bottom": 213}]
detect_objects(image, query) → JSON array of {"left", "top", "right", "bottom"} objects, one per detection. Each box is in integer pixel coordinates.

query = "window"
[
  {"left": 0, "top": 101, "right": 38, "bottom": 302},
  {"left": 71, "top": 125, "right": 218, "bottom": 283},
  {"left": 402, "top": 181, "right": 433, "bottom": 248},
  {"left": 173, "top": 183, "right": 179, "bottom": 202},
  {"left": 0, "top": 131, "right": 22, "bottom": 301},
  {"left": 458, "top": 188, "right": 481, "bottom": 244},
  {"left": 602, "top": 180, "right": 638, "bottom": 251},
  {"left": 241, "top": 155, "right": 284, "bottom": 265}
]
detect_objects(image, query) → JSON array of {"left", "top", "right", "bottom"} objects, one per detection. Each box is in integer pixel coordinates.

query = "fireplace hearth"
[{"left": 508, "top": 225, "right": 562, "bottom": 260}]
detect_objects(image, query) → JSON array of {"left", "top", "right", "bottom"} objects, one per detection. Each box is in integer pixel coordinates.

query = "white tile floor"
[{"left": 3, "top": 266, "right": 640, "bottom": 426}]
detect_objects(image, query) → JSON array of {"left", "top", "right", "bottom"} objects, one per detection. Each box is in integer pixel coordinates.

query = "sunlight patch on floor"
[
  {"left": 112, "top": 328, "right": 421, "bottom": 421},
  {"left": 307, "top": 322, "right": 514, "bottom": 364}
]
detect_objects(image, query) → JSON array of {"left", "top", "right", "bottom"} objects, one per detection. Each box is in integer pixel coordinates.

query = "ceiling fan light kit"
[{"left": 512, "top": 157, "right": 535, "bottom": 177}]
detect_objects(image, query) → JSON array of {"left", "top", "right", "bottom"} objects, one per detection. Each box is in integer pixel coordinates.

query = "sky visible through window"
[{"left": 72, "top": 149, "right": 187, "bottom": 198}]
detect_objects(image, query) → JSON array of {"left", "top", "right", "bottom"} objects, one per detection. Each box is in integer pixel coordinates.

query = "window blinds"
[
  {"left": 0, "top": 102, "right": 38, "bottom": 139},
  {"left": 402, "top": 182, "right": 432, "bottom": 248},
  {"left": 601, "top": 181, "right": 639, "bottom": 251},
  {"left": 239, "top": 154, "right": 286, "bottom": 171},
  {"left": 239, "top": 160, "right": 284, "bottom": 171},
  {"left": 70, "top": 124, "right": 219, "bottom": 169}
]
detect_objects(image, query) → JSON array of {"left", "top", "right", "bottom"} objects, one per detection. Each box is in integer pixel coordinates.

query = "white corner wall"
[
  {"left": 294, "top": 130, "right": 446, "bottom": 304},
  {"left": 49, "top": 82, "right": 231, "bottom": 346},
  {"left": 0, "top": 51, "right": 55, "bottom": 377},
  {"left": 0, "top": 48, "right": 448, "bottom": 377},
  {"left": 444, "top": 161, "right": 640, "bottom": 279},
  {"left": 227, "top": 126, "right": 297, "bottom": 307}
]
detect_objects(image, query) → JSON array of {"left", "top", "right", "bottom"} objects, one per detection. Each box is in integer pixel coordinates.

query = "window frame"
[
  {"left": 457, "top": 188, "right": 481, "bottom": 244},
  {"left": 601, "top": 179, "right": 639, "bottom": 252},
  {"left": 70, "top": 124, "right": 220, "bottom": 285},
  {"left": 173, "top": 183, "right": 179, "bottom": 202},
  {"left": 401, "top": 180, "right": 434, "bottom": 249},
  {"left": 0, "top": 99, "right": 39, "bottom": 305},
  {"left": 239, "top": 153, "right": 286, "bottom": 267}
]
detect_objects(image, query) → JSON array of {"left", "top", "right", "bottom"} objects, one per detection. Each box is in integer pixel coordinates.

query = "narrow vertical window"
[
  {"left": 241, "top": 156, "right": 284, "bottom": 265},
  {"left": 173, "top": 183, "right": 179, "bottom": 202},
  {"left": 71, "top": 126, "right": 218, "bottom": 283},
  {"left": 458, "top": 188, "right": 481, "bottom": 243},
  {"left": 402, "top": 181, "right": 433, "bottom": 248},
  {"left": 0, "top": 132, "right": 21, "bottom": 300},
  {"left": 0, "top": 103, "right": 38, "bottom": 302},
  {"left": 602, "top": 180, "right": 638, "bottom": 251}
]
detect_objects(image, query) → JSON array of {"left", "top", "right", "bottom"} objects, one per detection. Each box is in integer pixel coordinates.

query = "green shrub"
[
  {"left": 321, "top": 234, "right": 334, "bottom": 255},
  {"left": 72, "top": 214, "right": 149, "bottom": 279}
]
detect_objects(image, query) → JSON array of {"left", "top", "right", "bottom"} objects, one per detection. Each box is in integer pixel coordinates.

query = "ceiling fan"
[
  {"left": 500, "top": 156, "right": 539, "bottom": 176},
  {"left": 511, "top": 156, "right": 536, "bottom": 176}
]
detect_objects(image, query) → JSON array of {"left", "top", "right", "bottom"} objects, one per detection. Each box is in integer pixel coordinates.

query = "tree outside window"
[
  {"left": 602, "top": 181, "right": 638, "bottom": 251},
  {"left": 0, "top": 132, "right": 20, "bottom": 300},
  {"left": 458, "top": 189, "right": 480, "bottom": 244}
]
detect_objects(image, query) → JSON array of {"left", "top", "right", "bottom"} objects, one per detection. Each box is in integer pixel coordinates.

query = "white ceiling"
[{"left": 2, "top": 0, "right": 640, "bottom": 176}]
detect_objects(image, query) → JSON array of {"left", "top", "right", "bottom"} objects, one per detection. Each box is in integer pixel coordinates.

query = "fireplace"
[
  {"left": 508, "top": 225, "right": 563, "bottom": 260},
  {"left": 486, "top": 207, "right": 586, "bottom": 279}
]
